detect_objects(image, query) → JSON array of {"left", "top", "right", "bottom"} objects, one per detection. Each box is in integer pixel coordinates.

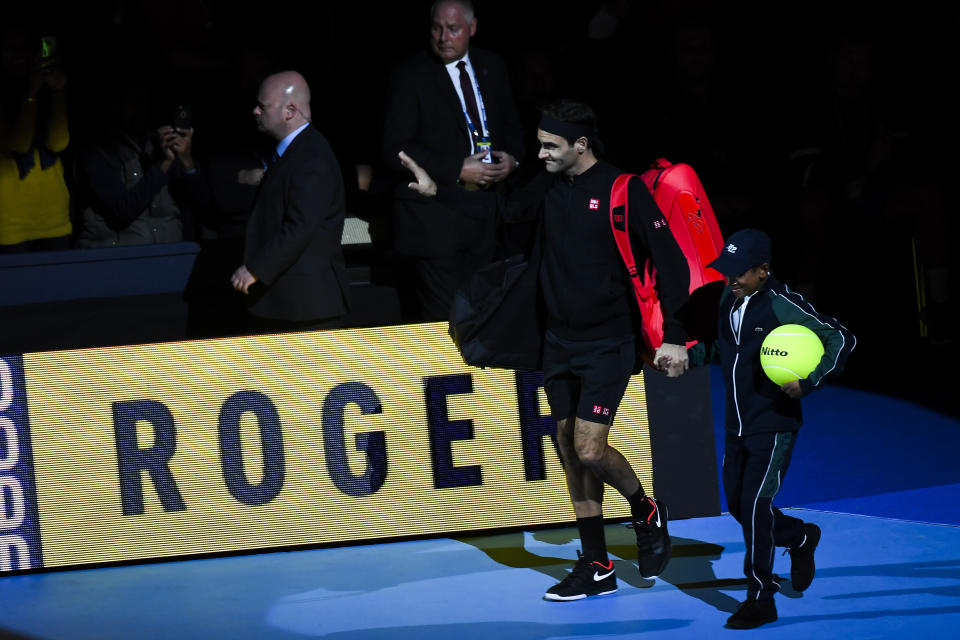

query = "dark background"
[{"left": 4, "top": 0, "right": 959, "bottom": 415}]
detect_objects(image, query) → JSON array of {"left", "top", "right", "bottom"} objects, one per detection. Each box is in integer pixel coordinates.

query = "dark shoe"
[
  {"left": 725, "top": 599, "right": 778, "bottom": 629},
  {"left": 544, "top": 551, "right": 617, "bottom": 601},
  {"left": 788, "top": 522, "right": 821, "bottom": 592},
  {"left": 633, "top": 497, "right": 671, "bottom": 578}
]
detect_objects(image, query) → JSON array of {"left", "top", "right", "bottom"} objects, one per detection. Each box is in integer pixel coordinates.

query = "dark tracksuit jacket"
[
  {"left": 717, "top": 274, "right": 857, "bottom": 436},
  {"left": 716, "top": 274, "right": 856, "bottom": 600}
]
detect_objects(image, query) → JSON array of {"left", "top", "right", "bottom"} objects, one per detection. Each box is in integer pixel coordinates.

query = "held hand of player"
[
  {"left": 781, "top": 380, "right": 803, "bottom": 399},
  {"left": 399, "top": 151, "right": 437, "bottom": 197},
  {"left": 654, "top": 342, "right": 689, "bottom": 378}
]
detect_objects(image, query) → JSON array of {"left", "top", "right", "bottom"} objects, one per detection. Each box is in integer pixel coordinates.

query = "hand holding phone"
[{"left": 158, "top": 124, "right": 195, "bottom": 171}]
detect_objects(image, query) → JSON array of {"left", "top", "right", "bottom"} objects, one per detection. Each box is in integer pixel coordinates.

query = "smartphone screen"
[
  {"left": 40, "top": 36, "right": 59, "bottom": 68},
  {"left": 173, "top": 105, "right": 193, "bottom": 131}
]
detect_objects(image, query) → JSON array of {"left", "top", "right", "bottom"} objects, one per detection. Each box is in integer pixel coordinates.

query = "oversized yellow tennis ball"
[{"left": 760, "top": 324, "right": 824, "bottom": 386}]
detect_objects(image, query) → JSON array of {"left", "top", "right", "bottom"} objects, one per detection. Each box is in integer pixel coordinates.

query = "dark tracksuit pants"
[{"left": 723, "top": 431, "right": 806, "bottom": 601}]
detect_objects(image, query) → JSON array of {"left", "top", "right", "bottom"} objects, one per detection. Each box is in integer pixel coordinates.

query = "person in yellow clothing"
[{"left": 0, "top": 27, "right": 72, "bottom": 253}]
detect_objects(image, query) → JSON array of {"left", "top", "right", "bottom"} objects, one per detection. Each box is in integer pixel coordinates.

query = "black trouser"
[{"left": 723, "top": 431, "right": 805, "bottom": 601}]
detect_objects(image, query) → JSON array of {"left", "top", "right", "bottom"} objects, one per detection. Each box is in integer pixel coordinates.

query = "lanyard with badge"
[{"left": 460, "top": 70, "right": 493, "bottom": 163}]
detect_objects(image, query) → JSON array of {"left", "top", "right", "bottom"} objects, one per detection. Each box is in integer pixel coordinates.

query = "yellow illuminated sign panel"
[{"left": 6, "top": 322, "right": 652, "bottom": 570}]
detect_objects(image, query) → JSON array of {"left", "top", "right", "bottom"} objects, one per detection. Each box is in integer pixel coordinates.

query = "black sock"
[
  {"left": 577, "top": 515, "right": 609, "bottom": 564},
  {"left": 627, "top": 486, "right": 652, "bottom": 521}
]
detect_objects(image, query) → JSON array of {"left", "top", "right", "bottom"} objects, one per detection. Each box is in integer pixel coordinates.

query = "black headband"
[{"left": 538, "top": 114, "right": 597, "bottom": 142}]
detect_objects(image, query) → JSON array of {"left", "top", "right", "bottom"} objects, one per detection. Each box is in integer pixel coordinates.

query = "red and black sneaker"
[
  {"left": 633, "top": 497, "right": 672, "bottom": 578},
  {"left": 544, "top": 551, "right": 617, "bottom": 601}
]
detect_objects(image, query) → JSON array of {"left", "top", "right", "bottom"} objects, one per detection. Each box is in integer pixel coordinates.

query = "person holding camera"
[{"left": 72, "top": 80, "right": 210, "bottom": 248}]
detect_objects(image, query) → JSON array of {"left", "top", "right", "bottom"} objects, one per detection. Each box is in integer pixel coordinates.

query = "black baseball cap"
[{"left": 708, "top": 229, "right": 771, "bottom": 276}]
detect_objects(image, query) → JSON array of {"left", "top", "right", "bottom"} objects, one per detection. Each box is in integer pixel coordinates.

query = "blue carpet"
[{"left": 2, "top": 511, "right": 957, "bottom": 639}]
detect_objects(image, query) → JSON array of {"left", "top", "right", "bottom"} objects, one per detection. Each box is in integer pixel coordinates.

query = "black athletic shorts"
[{"left": 542, "top": 329, "right": 636, "bottom": 426}]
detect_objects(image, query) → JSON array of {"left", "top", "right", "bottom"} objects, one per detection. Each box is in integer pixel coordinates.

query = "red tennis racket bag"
[{"left": 610, "top": 158, "right": 725, "bottom": 361}]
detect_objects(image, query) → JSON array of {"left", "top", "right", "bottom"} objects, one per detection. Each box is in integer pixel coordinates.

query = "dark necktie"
[
  {"left": 457, "top": 60, "right": 482, "bottom": 137},
  {"left": 263, "top": 150, "right": 279, "bottom": 171}
]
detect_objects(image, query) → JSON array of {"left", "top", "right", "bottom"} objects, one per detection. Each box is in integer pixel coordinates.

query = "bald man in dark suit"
[{"left": 231, "top": 71, "right": 350, "bottom": 332}]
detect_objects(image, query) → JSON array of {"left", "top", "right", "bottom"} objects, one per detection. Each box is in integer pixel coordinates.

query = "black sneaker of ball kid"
[
  {"left": 633, "top": 497, "right": 671, "bottom": 578},
  {"left": 543, "top": 551, "right": 617, "bottom": 601},
  {"left": 725, "top": 598, "right": 778, "bottom": 629},
  {"left": 788, "top": 522, "right": 821, "bottom": 592}
]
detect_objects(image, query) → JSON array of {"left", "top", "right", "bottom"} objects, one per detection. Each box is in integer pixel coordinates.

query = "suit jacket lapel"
[
  {"left": 471, "top": 50, "right": 489, "bottom": 94},
  {"left": 431, "top": 57, "right": 470, "bottom": 147}
]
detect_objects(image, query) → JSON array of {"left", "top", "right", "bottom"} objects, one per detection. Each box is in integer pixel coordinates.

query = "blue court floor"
[{"left": 1, "top": 364, "right": 958, "bottom": 639}]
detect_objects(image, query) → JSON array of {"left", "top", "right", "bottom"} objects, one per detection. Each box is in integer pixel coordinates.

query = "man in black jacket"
[
  {"left": 400, "top": 99, "right": 691, "bottom": 601},
  {"left": 382, "top": 0, "right": 525, "bottom": 321},
  {"left": 230, "top": 71, "right": 350, "bottom": 332}
]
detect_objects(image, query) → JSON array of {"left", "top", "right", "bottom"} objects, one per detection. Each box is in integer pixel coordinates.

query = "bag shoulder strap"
[
  {"left": 610, "top": 173, "right": 635, "bottom": 275},
  {"left": 610, "top": 173, "right": 655, "bottom": 300}
]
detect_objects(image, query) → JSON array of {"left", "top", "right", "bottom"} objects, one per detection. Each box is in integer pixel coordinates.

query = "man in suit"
[
  {"left": 230, "top": 71, "right": 350, "bottom": 332},
  {"left": 382, "top": 0, "right": 526, "bottom": 321}
]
